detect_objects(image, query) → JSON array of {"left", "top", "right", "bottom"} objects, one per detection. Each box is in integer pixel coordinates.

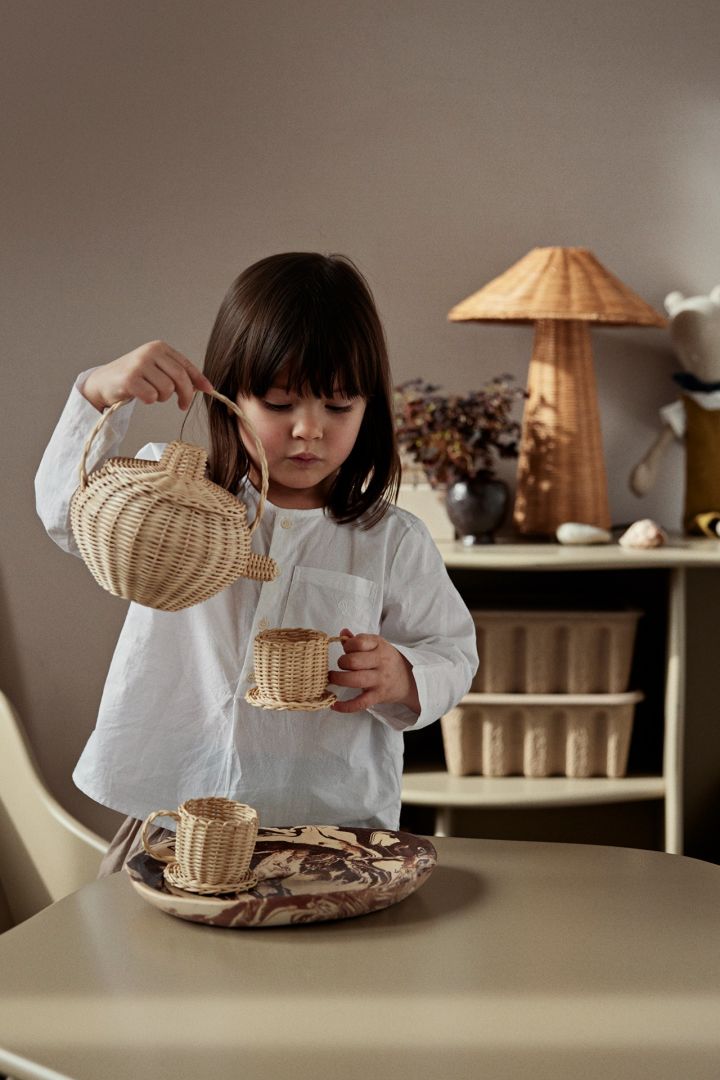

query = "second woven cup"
[{"left": 142, "top": 796, "right": 259, "bottom": 894}]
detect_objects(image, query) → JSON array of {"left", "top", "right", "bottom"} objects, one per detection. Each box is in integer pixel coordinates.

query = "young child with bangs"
[{"left": 36, "top": 252, "right": 478, "bottom": 872}]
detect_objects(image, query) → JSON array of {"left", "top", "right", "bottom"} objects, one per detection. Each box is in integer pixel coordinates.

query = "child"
[{"left": 35, "top": 252, "right": 478, "bottom": 872}]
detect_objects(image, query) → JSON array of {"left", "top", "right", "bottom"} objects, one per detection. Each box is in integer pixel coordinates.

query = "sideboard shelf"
[
  {"left": 433, "top": 535, "right": 720, "bottom": 570},
  {"left": 402, "top": 771, "right": 666, "bottom": 836},
  {"left": 400, "top": 536, "right": 720, "bottom": 854}
]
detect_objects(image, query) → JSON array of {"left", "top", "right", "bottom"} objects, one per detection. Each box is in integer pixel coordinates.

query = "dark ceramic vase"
[{"left": 445, "top": 474, "right": 509, "bottom": 545}]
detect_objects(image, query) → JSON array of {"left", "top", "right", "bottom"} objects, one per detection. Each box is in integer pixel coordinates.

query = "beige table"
[{"left": 1, "top": 836, "right": 719, "bottom": 1080}]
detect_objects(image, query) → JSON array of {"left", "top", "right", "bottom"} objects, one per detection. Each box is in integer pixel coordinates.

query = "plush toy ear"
[
  {"left": 665, "top": 290, "right": 685, "bottom": 316},
  {"left": 710, "top": 285, "right": 720, "bottom": 305}
]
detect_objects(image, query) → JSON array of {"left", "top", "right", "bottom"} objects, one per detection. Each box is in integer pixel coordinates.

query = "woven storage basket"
[
  {"left": 470, "top": 610, "right": 641, "bottom": 694},
  {"left": 70, "top": 389, "right": 278, "bottom": 611},
  {"left": 247, "top": 627, "right": 343, "bottom": 710},
  {"left": 142, "top": 796, "right": 259, "bottom": 894},
  {"left": 441, "top": 692, "right": 643, "bottom": 778}
]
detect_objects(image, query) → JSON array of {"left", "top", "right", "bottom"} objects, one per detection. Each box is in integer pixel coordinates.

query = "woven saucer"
[
  {"left": 163, "top": 861, "right": 258, "bottom": 896},
  {"left": 244, "top": 686, "right": 337, "bottom": 711}
]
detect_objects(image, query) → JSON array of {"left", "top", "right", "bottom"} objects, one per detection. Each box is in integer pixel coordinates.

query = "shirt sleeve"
[
  {"left": 34, "top": 370, "right": 137, "bottom": 556},
  {"left": 368, "top": 516, "right": 478, "bottom": 732}
]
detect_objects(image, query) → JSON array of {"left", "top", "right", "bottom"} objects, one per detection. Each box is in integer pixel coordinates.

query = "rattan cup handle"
[
  {"left": 141, "top": 809, "right": 180, "bottom": 863},
  {"left": 76, "top": 388, "right": 269, "bottom": 535}
]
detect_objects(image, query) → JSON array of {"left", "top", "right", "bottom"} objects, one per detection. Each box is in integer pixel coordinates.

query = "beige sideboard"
[{"left": 402, "top": 536, "right": 720, "bottom": 854}]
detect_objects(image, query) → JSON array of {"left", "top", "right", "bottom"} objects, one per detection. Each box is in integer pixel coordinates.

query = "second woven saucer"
[
  {"left": 244, "top": 686, "right": 337, "bottom": 711},
  {"left": 163, "top": 860, "right": 258, "bottom": 896}
]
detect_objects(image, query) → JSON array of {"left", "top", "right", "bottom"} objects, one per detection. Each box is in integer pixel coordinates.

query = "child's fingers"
[
  {"left": 125, "top": 372, "right": 172, "bottom": 406},
  {"left": 155, "top": 351, "right": 211, "bottom": 409},
  {"left": 328, "top": 667, "right": 377, "bottom": 689},
  {"left": 332, "top": 690, "right": 377, "bottom": 714},
  {"left": 120, "top": 369, "right": 173, "bottom": 406},
  {"left": 154, "top": 355, "right": 199, "bottom": 410},
  {"left": 164, "top": 344, "right": 215, "bottom": 395},
  {"left": 142, "top": 365, "right": 180, "bottom": 404},
  {"left": 339, "top": 633, "right": 378, "bottom": 654},
  {"left": 335, "top": 649, "right": 377, "bottom": 672}
]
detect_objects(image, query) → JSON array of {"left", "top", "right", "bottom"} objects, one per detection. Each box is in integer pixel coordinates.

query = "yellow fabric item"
[
  {"left": 682, "top": 395, "right": 720, "bottom": 532},
  {"left": 689, "top": 511, "right": 720, "bottom": 537}
]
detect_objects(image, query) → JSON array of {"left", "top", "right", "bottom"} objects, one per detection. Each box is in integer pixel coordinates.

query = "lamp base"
[{"left": 513, "top": 320, "right": 611, "bottom": 536}]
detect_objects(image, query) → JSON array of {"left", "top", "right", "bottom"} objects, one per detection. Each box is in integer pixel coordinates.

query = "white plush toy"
[{"left": 630, "top": 287, "right": 720, "bottom": 535}]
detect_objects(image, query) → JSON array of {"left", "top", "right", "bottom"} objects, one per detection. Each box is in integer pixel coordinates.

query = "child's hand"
[
  {"left": 81, "top": 341, "right": 214, "bottom": 412},
  {"left": 329, "top": 629, "right": 421, "bottom": 715}
]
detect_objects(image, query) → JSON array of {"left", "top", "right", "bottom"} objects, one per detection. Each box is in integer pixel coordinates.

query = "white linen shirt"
[{"left": 35, "top": 374, "right": 478, "bottom": 829}]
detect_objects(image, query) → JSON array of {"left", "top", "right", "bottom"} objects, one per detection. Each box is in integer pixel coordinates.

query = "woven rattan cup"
[
  {"left": 70, "top": 388, "right": 278, "bottom": 611},
  {"left": 142, "top": 796, "right": 259, "bottom": 894},
  {"left": 245, "top": 627, "right": 343, "bottom": 710}
]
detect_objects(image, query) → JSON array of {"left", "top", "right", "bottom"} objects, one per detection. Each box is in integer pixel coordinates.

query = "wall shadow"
[{"left": 0, "top": 560, "right": 29, "bottom": 722}]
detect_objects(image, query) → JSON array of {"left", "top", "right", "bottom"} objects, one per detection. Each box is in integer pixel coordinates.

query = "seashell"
[
  {"left": 556, "top": 522, "right": 612, "bottom": 545},
  {"left": 618, "top": 519, "right": 667, "bottom": 549}
]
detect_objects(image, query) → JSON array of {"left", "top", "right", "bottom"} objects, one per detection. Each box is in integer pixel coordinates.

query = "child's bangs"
[
  {"left": 244, "top": 330, "right": 374, "bottom": 401},
  {"left": 282, "top": 340, "right": 372, "bottom": 399}
]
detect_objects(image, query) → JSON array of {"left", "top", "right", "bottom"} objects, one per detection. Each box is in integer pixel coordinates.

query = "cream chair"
[{"left": 0, "top": 690, "right": 108, "bottom": 929}]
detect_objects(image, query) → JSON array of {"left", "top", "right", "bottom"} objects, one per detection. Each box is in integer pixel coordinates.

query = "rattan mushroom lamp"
[{"left": 448, "top": 247, "right": 667, "bottom": 536}]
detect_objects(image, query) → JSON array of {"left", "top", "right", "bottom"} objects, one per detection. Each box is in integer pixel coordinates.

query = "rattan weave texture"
[
  {"left": 447, "top": 247, "right": 667, "bottom": 536},
  {"left": 70, "top": 389, "right": 278, "bottom": 610},
  {"left": 447, "top": 247, "right": 668, "bottom": 326},
  {"left": 513, "top": 319, "right": 611, "bottom": 532},
  {"left": 246, "top": 628, "right": 342, "bottom": 710},
  {"left": 142, "top": 797, "right": 259, "bottom": 894}
]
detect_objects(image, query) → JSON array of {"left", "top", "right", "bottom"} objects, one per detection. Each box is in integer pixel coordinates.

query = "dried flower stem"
[{"left": 394, "top": 376, "right": 527, "bottom": 488}]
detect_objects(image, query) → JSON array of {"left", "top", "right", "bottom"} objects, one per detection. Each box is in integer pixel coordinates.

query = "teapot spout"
[{"left": 243, "top": 552, "right": 279, "bottom": 582}]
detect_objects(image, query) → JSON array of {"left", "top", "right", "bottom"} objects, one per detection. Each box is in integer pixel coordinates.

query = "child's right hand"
[{"left": 81, "top": 341, "right": 214, "bottom": 412}]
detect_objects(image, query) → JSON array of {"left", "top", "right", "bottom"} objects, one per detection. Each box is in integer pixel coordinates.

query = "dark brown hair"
[{"left": 200, "top": 252, "right": 400, "bottom": 527}]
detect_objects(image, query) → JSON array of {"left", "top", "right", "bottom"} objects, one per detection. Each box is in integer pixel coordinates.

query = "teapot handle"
[
  {"left": 76, "top": 388, "right": 269, "bottom": 536},
  {"left": 204, "top": 388, "right": 269, "bottom": 537}
]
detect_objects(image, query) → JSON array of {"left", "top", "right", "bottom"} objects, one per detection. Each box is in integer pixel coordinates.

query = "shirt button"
[
  {"left": 258, "top": 617, "right": 270, "bottom": 631},
  {"left": 280, "top": 518, "right": 292, "bottom": 529}
]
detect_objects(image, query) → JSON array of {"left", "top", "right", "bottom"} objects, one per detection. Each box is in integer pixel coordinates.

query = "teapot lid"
[{"left": 95, "top": 442, "right": 248, "bottom": 518}]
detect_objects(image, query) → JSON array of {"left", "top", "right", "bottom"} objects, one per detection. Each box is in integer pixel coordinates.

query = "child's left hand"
[{"left": 328, "top": 629, "right": 421, "bottom": 715}]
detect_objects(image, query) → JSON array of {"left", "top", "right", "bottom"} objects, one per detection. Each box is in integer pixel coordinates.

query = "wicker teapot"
[{"left": 70, "top": 389, "right": 278, "bottom": 611}]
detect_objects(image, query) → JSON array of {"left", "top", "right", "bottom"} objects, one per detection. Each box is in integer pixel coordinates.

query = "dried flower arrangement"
[{"left": 394, "top": 376, "right": 527, "bottom": 488}]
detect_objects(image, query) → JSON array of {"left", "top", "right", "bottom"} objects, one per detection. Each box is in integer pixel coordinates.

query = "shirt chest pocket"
[{"left": 281, "top": 566, "right": 381, "bottom": 636}]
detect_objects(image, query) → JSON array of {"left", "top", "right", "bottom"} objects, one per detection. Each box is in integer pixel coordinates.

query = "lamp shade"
[
  {"left": 448, "top": 247, "right": 666, "bottom": 536},
  {"left": 448, "top": 247, "right": 667, "bottom": 327}
]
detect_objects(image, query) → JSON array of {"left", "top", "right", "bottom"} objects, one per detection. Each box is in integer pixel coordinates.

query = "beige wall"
[{"left": 2, "top": 1, "right": 719, "bottom": 844}]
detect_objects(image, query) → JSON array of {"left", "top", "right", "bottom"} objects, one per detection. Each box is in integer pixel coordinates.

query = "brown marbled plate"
[{"left": 125, "top": 825, "right": 437, "bottom": 928}]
